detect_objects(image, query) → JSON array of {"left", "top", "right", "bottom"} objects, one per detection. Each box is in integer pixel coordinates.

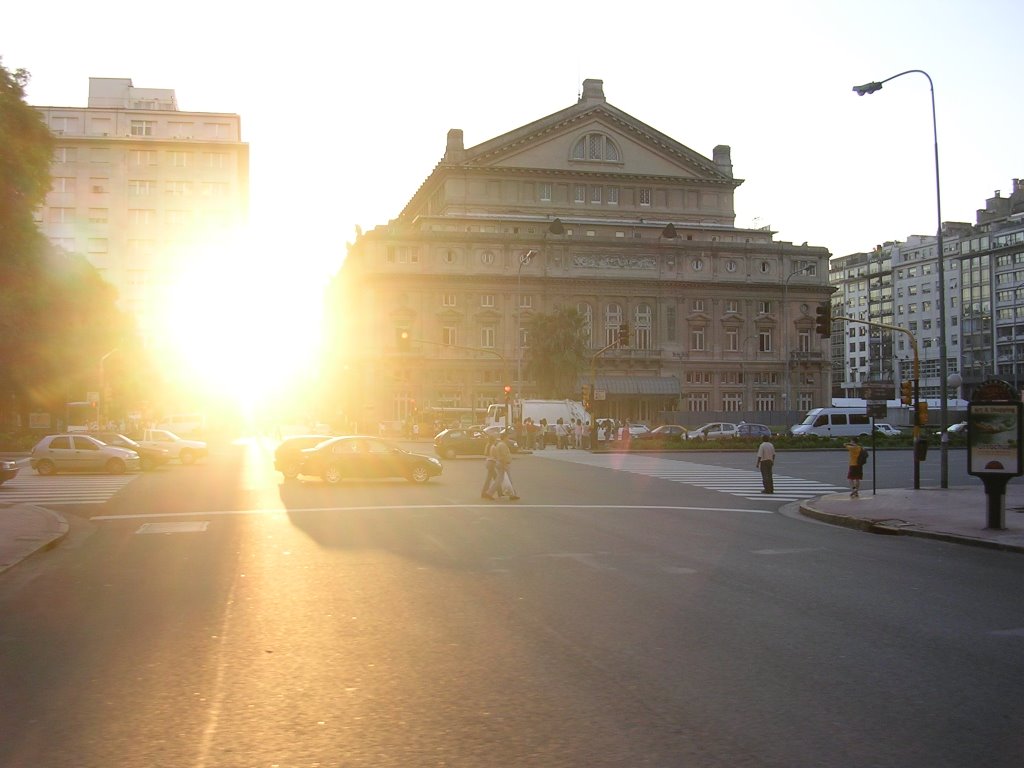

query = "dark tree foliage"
[
  {"left": 0, "top": 62, "right": 134, "bottom": 428},
  {"left": 524, "top": 307, "right": 589, "bottom": 398}
]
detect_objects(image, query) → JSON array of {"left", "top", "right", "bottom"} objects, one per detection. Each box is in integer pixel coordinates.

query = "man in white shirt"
[{"left": 755, "top": 435, "right": 776, "bottom": 494}]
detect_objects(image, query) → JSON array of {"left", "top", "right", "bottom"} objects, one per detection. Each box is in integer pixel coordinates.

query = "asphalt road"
[{"left": 0, "top": 439, "right": 1021, "bottom": 767}]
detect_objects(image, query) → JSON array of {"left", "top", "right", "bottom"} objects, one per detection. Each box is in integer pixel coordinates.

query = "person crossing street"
[
  {"left": 755, "top": 434, "right": 776, "bottom": 493},
  {"left": 485, "top": 430, "right": 519, "bottom": 500}
]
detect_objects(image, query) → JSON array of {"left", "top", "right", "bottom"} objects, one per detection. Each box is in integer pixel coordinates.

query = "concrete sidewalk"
[
  {"left": 0, "top": 503, "right": 69, "bottom": 574},
  {"left": 798, "top": 485, "right": 1024, "bottom": 553}
]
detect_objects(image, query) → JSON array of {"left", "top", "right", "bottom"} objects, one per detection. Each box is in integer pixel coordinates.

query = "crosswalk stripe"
[
  {"left": 531, "top": 451, "right": 847, "bottom": 500},
  {"left": 0, "top": 472, "right": 139, "bottom": 505}
]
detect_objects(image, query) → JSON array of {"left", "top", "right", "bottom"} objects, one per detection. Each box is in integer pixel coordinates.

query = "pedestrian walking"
[
  {"left": 481, "top": 434, "right": 498, "bottom": 499},
  {"left": 485, "top": 431, "right": 519, "bottom": 500},
  {"left": 845, "top": 437, "right": 865, "bottom": 498},
  {"left": 755, "top": 435, "right": 776, "bottom": 493}
]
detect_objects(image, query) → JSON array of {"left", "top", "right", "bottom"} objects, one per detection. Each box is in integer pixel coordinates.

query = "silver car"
[{"left": 30, "top": 434, "right": 141, "bottom": 475}]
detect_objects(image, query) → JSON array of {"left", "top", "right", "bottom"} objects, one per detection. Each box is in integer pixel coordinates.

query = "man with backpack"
[{"left": 844, "top": 438, "right": 868, "bottom": 498}]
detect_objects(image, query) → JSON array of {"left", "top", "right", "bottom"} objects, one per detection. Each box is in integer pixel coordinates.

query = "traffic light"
[
  {"left": 617, "top": 324, "right": 630, "bottom": 346},
  {"left": 581, "top": 384, "right": 591, "bottom": 411},
  {"left": 900, "top": 380, "right": 913, "bottom": 406},
  {"left": 503, "top": 384, "right": 512, "bottom": 404},
  {"left": 814, "top": 302, "right": 831, "bottom": 337},
  {"left": 397, "top": 329, "right": 411, "bottom": 351},
  {"left": 916, "top": 401, "right": 929, "bottom": 425}
]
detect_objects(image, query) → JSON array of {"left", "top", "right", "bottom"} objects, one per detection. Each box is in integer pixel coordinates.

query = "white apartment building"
[
  {"left": 831, "top": 180, "right": 1024, "bottom": 401},
  {"left": 33, "top": 77, "right": 249, "bottom": 346}
]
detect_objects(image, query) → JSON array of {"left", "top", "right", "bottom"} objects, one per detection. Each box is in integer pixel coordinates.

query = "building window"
[
  {"left": 608, "top": 187, "right": 619, "bottom": 205},
  {"left": 687, "top": 392, "right": 709, "bottom": 412},
  {"left": 574, "top": 185, "right": 586, "bottom": 203},
  {"left": 725, "top": 300, "right": 739, "bottom": 314},
  {"left": 442, "top": 293, "right": 456, "bottom": 307},
  {"left": 52, "top": 177, "right": 75, "bottom": 193},
  {"left": 590, "top": 186, "right": 602, "bottom": 204},
  {"left": 130, "top": 120, "right": 155, "bottom": 137},
  {"left": 539, "top": 183, "right": 552, "bottom": 202},
  {"left": 692, "top": 299, "right": 705, "bottom": 312},
  {"left": 755, "top": 393, "right": 776, "bottom": 411},
  {"left": 204, "top": 152, "right": 228, "bottom": 169},
  {"left": 519, "top": 294, "right": 532, "bottom": 310},
  {"left": 578, "top": 302, "right": 593, "bottom": 346},
  {"left": 605, "top": 303, "right": 623, "bottom": 346},
  {"left": 166, "top": 181, "right": 191, "bottom": 196},
  {"left": 726, "top": 260, "right": 738, "bottom": 273},
  {"left": 519, "top": 327, "right": 529, "bottom": 349},
  {"left": 129, "top": 149, "right": 157, "bottom": 166},
  {"left": 758, "top": 300, "right": 772, "bottom": 314},
  {"left": 726, "top": 328, "right": 739, "bottom": 351},
  {"left": 88, "top": 208, "right": 107, "bottom": 224},
  {"left": 635, "top": 303, "right": 652, "bottom": 349},
  {"left": 571, "top": 132, "right": 621, "bottom": 162},
  {"left": 722, "top": 393, "right": 743, "bottom": 412},
  {"left": 48, "top": 207, "right": 74, "bottom": 224},
  {"left": 168, "top": 151, "right": 191, "bottom": 168},
  {"left": 481, "top": 294, "right": 495, "bottom": 308},
  {"left": 665, "top": 305, "right": 676, "bottom": 342},
  {"left": 691, "top": 327, "right": 706, "bottom": 352},
  {"left": 480, "top": 251, "right": 494, "bottom": 265},
  {"left": 798, "top": 330, "right": 811, "bottom": 353},
  {"left": 639, "top": 188, "right": 652, "bottom": 206},
  {"left": 481, "top": 326, "right": 496, "bottom": 348},
  {"left": 442, "top": 326, "right": 457, "bottom": 346},
  {"left": 759, "top": 329, "right": 772, "bottom": 352},
  {"left": 128, "top": 179, "right": 156, "bottom": 196},
  {"left": 54, "top": 147, "right": 76, "bottom": 163}
]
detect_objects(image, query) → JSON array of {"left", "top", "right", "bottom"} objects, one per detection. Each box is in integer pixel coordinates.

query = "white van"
[
  {"left": 157, "top": 413, "right": 205, "bottom": 437},
  {"left": 790, "top": 407, "right": 873, "bottom": 438}
]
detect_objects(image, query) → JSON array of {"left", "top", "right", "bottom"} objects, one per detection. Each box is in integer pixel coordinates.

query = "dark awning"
[{"left": 587, "top": 375, "right": 681, "bottom": 396}]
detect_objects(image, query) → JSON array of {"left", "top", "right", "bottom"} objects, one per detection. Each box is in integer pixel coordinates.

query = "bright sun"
[{"left": 159, "top": 231, "right": 325, "bottom": 421}]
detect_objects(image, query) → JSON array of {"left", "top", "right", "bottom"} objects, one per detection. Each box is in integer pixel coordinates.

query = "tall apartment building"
[
  {"left": 33, "top": 77, "right": 249, "bottom": 347},
  {"left": 325, "top": 79, "right": 833, "bottom": 430},
  {"left": 830, "top": 179, "right": 1024, "bottom": 402}
]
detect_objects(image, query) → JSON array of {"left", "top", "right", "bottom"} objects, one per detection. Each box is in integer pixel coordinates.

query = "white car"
[
  {"left": 686, "top": 422, "right": 738, "bottom": 439},
  {"left": 873, "top": 423, "right": 903, "bottom": 437}
]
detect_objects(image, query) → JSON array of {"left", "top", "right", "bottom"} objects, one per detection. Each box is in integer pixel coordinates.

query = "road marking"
[
  {"left": 136, "top": 521, "right": 210, "bottom": 534},
  {"left": 0, "top": 472, "right": 140, "bottom": 505},
  {"left": 91, "top": 503, "right": 774, "bottom": 522},
  {"left": 532, "top": 451, "right": 848, "bottom": 501}
]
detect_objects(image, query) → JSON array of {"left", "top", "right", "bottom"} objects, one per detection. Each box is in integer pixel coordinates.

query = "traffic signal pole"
[{"left": 835, "top": 316, "right": 923, "bottom": 489}]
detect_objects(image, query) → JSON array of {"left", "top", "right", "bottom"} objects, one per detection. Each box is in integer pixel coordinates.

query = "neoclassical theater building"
[{"left": 324, "top": 79, "right": 832, "bottom": 431}]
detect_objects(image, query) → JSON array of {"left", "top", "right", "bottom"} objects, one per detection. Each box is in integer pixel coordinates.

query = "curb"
[
  {"left": 0, "top": 504, "right": 70, "bottom": 575},
  {"left": 798, "top": 500, "right": 1024, "bottom": 554}
]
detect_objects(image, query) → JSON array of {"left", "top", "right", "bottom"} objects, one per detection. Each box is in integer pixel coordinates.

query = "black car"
[
  {"left": 632, "top": 425, "right": 688, "bottom": 442},
  {"left": 87, "top": 432, "right": 171, "bottom": 470},
  {"left": 0, "top": 459, "right": 18, "bottom": 485},
  {"left": 299, "top": 435, "right": 442, "bottom": 485},
  {"left": 434, "top": 427, "right": 517, "bottom": 459},
  {"left": 275, "top": 434, "right": 333, "bottom": 480}
]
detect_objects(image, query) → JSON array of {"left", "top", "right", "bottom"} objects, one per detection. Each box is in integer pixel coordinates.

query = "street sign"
[
  {"left": 967, "top": 378, "right": 1023, "bottom": 530},
  {"left": 867, "top": 401, "right": 886, "bottom": 418},
  {"left": 861, "top": 383, "right": 893, "bottom": 401},
  {"left": 594, "top": 389, "right": 606, "bottom": 401}
]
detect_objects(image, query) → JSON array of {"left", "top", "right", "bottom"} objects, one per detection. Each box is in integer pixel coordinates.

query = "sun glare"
[{"left": 159, "top": 232, "right": 325, "bottom": 420}]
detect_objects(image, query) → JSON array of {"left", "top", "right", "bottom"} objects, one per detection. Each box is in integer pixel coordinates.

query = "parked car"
[
  {"left": 275, "top": 434, "right": 333, "bottom": 480},
  {"left": 627, "top": 423, "right": 650, "bottom": 437},
  {"left": 30, "top": 434, "right": 141, "bottom": 475},
  {"left": 633, "top": 425, "right": 688, "bottom": 442},
  {"left": 87, "top": 432, "right": 171, "bottom": 470},
  {"left": 0, "top": 459, "right": 18, "bottom": 485},
  {"left": 298, "top": 436, "right": 442, "bottom": 484},
  {"left": 482, "top": 425, "right": 520, "bottom": 452},
  {"left": 873, "top": 423, "right": 903, "bottom": 438},
  {"left": 686, "top": 422, "right": 739, "bottom": 440},
  {"left": 735, "top": 423, "right": 772, "bottom": 439}
]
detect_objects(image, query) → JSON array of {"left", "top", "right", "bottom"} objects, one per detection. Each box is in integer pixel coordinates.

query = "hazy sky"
[{"left": 7, "top": 0, "right": 1023, "bottom": 289}]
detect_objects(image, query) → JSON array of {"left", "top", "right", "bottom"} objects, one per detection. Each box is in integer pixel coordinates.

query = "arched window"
[
  {"left": 571, "top": 133, "right": 621, "bottom": 163},
  {"left": 634, "top": 303, "right": 653, "bottom": 350},
  {"left": 605, "top": 302, "right": 623, "bottom": 346},
  {"left": 577, "top": 302, "right": 593, "bottom": 346}
]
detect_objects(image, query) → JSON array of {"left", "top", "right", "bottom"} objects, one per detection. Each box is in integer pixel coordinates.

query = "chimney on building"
[
  {"left": 444, "top": 129, "right": 465, "bottom": 162},
  {"left": 713, "top": 145, "right": 733, "bottom": 178},
  {"left": 579, "top": 79, "right": 605, "bottom": 103}
]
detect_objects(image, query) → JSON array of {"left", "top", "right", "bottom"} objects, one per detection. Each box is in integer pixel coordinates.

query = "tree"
[
  {"left": 0, "top": 62, "right": 134, "bottom": 430},
  {"left": 523, "top": 307, "right": 589, "bottom": 398}
]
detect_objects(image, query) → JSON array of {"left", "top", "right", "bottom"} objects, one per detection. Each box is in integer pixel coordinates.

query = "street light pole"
[
  {"left": 853, "top": 69, "right": 949, "bottom": 488},
  {"left": 516, "top": 250, "right": 537, "bottom": 399}
]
